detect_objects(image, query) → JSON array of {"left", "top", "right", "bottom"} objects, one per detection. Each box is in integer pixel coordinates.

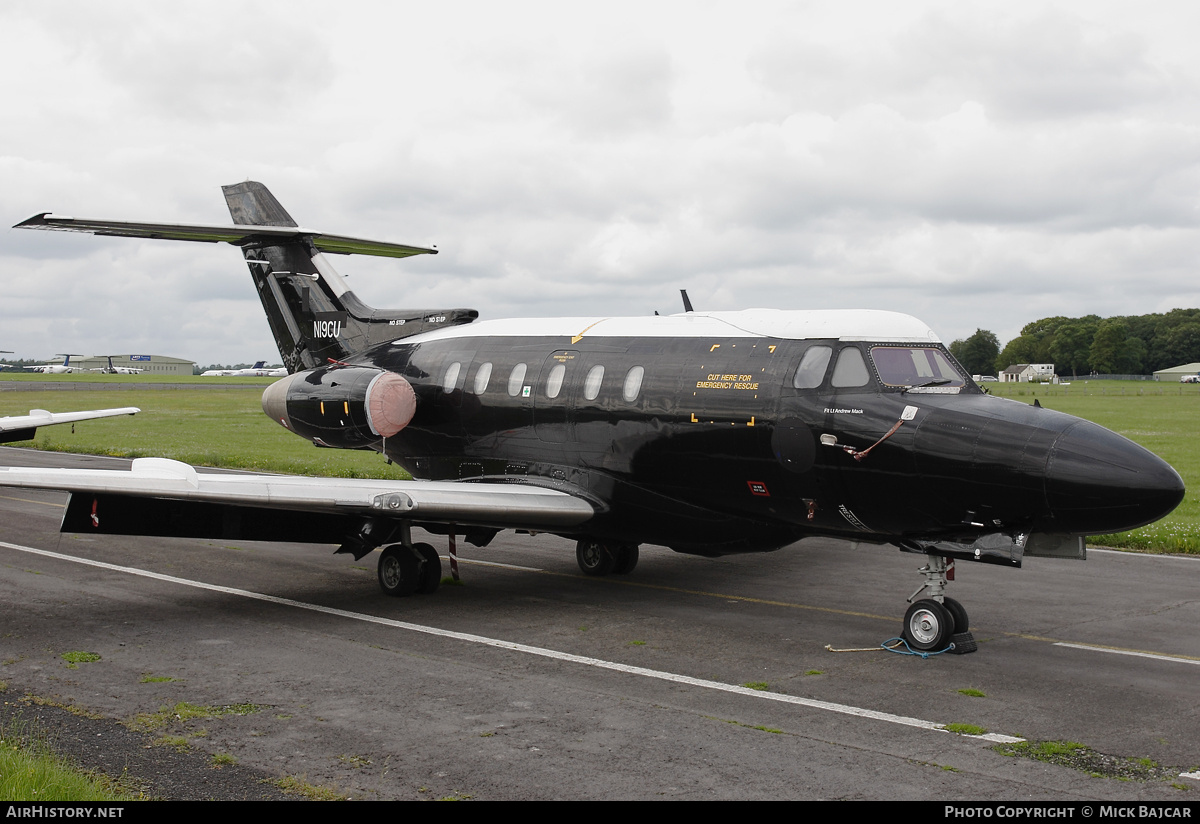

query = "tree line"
[{"left": 949, "top": 309, "right": 1200, "bottom": 378}]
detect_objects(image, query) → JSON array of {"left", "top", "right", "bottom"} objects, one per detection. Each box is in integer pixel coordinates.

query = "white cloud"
[{"left": 2, "top": 0, "right": 1200, "bottom": 362}]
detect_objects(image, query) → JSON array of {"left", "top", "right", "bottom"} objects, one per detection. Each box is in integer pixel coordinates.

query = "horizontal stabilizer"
[
  {"left": 0, "top": 459, "right": 594, "bottom": 531},
  {"left": 14, "top": 214, "right": 437, "bottom": 259}
]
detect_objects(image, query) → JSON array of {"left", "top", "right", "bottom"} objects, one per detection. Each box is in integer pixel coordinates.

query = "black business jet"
[{"left": 2, "top": 183, "right": 1184, "bottom": 653}]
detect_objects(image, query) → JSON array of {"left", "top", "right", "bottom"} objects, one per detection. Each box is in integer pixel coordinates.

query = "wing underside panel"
[{"left": 0, "top": 459, "right": 595, "bottom": 537}]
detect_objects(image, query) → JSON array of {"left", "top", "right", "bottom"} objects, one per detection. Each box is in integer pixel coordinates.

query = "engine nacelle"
[{"left": 262, "top": 367, "right": 417, "bottom": 449}]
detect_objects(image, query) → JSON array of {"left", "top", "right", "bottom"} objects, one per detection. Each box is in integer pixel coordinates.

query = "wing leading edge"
[
  {"left": 0, "top": 407, "right": 140, "bottom": 444},
  {"left": 0, "top": 458, "right": 594, "bottom": 532}
]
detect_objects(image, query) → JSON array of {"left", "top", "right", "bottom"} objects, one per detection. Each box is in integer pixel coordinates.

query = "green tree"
[
  {"left": 1049, "top": 319, "right": 1099, "bottom": 377},
  {"left": 994, "top": 335, "right": 1040, "bottom": 374},
  {"left": 1090, "top": 319, "right": 1145, "bottom": 374},
  {"left": 1157, "top": 322, "right": 1200, "bottom": 369},
  {"left": 949, "top": 329, "right": 1001, "bottom": 377}
]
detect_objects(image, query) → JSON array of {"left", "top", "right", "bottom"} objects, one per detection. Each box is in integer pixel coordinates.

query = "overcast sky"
[{"left": 3, "top": 0, "right": 1199, "bottom": 366}]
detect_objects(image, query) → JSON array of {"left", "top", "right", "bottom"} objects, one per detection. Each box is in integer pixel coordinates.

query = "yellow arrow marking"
[{"left": 571, "top": 319, "right": 608, "bottom": 344}]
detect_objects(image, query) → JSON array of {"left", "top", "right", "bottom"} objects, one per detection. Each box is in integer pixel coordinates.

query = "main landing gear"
[
  {"left": 377, "top": 541, "right": 442, "bottom": 597},
  {"left": 576, "top": 539, "right": 639, "bottom": 576},
  {"left": 901, "top": 555, "right": 977, "bottom": 654}
]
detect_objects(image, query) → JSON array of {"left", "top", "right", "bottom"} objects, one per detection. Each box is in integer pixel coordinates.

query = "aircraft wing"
[
  {"left": 0, "top": 407, "right": 139, "bottom": 443},
  {"left": 0, "top": 458, "right": 595, "bottom": 531},
  {"left": 14, "top": 214, "right": 437, "bottom": 259}
]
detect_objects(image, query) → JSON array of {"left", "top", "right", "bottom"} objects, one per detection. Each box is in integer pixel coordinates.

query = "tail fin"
[{"left": 222, "top": 182, "right": 477, "bottom": 372}]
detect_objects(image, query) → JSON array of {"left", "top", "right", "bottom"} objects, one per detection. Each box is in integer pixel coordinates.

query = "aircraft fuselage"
[{"left": 263, "top": 311, "right": 1184, "bottom": 558}]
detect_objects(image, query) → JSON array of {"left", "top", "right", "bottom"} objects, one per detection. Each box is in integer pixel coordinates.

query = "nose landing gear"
[{"left": 902, "top": 556, "right": 977, "bottom": 654}]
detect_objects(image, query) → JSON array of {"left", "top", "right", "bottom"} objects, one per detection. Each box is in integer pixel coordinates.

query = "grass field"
[
  {"left": 2, "top": 379, "right": 1197, "bottom": 552},
  {"left": 986, "top": 380, "right": 1200, "bottom": 552},
  {"left": 0, "top": 387, "right": 409, "bottom": 479},
  {"left": 0, "top": 371, "right": 276, "bottom": 385}
]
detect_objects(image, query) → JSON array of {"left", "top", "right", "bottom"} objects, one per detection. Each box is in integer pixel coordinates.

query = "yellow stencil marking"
[{"left": 571, "top": 319, "right": 608, "bottom": 344}]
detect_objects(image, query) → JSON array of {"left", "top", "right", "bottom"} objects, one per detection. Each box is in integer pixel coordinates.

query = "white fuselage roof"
[{"left": 401, "top": 309, "right": 942, "bottom": 346}]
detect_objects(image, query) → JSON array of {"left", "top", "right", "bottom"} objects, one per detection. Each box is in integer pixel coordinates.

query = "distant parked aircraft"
[
  {"left": 24, "top": 354, "right": 86, "bottom": 374},
  {"left": 92, "top": 356, "right": 144, "bottom": 375},
  {"left": 201, "top": 360, "right": 285, "bottom": 377}
]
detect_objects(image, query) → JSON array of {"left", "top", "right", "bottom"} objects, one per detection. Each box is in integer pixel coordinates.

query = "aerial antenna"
[{"left": 680, "top": 289, "right": 694, "bottom": 313}]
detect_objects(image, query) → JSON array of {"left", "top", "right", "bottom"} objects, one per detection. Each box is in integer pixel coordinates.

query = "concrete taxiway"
[{"left": 1, "top": 446, "right": 1198, "bottom": 800}]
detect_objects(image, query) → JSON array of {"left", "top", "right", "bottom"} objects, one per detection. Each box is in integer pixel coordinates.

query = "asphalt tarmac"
[{"left": 1, "top": 445, "right": 1198, "bottom": 800}]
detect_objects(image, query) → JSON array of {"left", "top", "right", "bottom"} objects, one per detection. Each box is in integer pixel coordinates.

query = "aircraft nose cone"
[{"left": 1044, "top": 420, "right": 1184, "bottom": 534}]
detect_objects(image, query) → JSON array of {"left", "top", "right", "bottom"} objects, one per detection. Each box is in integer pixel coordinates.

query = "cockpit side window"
[
  {"left": 831, "top": 347, "right": 870, "bottom": 387},
  {"left": 871, "top": 347, "right": 965, "bottom": 387},
  {"left": 792, "top": 345, "right": 832, "bottom": 389}
]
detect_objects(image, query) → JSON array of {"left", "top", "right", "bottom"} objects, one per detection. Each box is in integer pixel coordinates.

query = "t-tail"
[
  {"left": 14, "top": 182, "right": 479, "bottom": 373},
  {"left": 223, "top": 182, "right": 477, "bottom": 371}
]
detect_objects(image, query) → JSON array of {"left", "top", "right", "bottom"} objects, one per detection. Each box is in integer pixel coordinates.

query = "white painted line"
[
  {"left": 1180, "top": 771, "right": 1200, "bottom": 781},
  {"left": 1, "top": 540, "right": 1022, "bottom": 743},
  {"left": 1053, "top": 642, "right": 1200, "bottom": 666}
]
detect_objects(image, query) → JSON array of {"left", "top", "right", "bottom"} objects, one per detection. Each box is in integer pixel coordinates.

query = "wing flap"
[
  {"left": 14, "top": 214, "right": 437, "bottom": 259},
  {"left": 0, "top": 459, "right": 594, "bottom": 530}
]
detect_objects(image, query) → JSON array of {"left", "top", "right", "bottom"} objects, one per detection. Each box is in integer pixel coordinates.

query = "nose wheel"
[{"left": 901, "top": 556, "right": 977, "bottom": 654}]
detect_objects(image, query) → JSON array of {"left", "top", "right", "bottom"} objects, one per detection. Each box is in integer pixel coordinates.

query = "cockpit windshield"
[{"left": 870, "top": 346, "right": 965, "bottom": 388}]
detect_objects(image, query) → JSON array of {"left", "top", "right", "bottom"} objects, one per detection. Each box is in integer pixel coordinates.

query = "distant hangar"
[{"left": 43, "top": 354, "right": 195, "bottom": 376}]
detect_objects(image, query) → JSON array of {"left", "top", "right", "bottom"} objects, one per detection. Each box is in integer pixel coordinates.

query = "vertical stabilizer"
[
  {"left": 223, "top": 182, "right": 299, "bottom": 227},
  {"left": 221, "top": 182, "right": 477, "bottom": 372}
]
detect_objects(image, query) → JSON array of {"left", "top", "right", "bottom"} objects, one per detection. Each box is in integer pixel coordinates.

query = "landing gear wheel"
[
  {"left": 942, "top": 596, "right": 969, "bottom": 634},
  {"left": 903, "top": 599, "right": 952, "bottom": 651},
  {"left": 414, "top": 543, "right": 442, "bottom": 594},
  {"left": 612, "top": 544, "right": 639, "bottom": 575},
  {"left": 576, "top": 540, "right": 616, "bottom": 576},
  {"left": 378, "top": 544, "right": 420, "bottom": 597}
]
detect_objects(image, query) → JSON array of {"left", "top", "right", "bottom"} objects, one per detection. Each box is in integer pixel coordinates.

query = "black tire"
[
  {"left": 942, "top": 597, "right": 969, "bottom": 634},
  {"left": 576, "top": 540, "right": 616, "bottom": 576},
  {"left": 902, "top": 599, "right": 952, "bottom": 651},
  {"left": 378, "top": 544, "right": 420, "bottom": 597},
  {"left": 413, "top": 542, "right": 442, "bottom": 594},
  {"left": 612, "top": 544, "right": 639, "bottom": 575}
]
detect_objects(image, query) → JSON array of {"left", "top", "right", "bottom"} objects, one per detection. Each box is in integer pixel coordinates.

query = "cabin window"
[
  {"left": 623, "top": 366, "right": 645, "bottom": 402},
  {"left": 545, "top": 363, "right": 566, "bottom": 398},
  {"left": 442, "top": 362, "right": 461, "bottom": 393},
  {"left": 792, "top": 346, "right": 832, "bottom": 389},
  {"left": 583, "top": 365, "right": 604, "bottom": 400},
  {"left": 871, "top": 347, "right": 965, "bottom": 388},
  {"left": 831, "top": 347, "right": 870, "bottom": 387},
  {"left": 473, "top": 362, "right": 493, "bottom": 394},
  {"left": 508, "top": 363, "right": 528, "bottom": 397}
]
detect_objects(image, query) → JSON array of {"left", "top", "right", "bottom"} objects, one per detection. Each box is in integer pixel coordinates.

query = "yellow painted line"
[
  {"left": 456, "top": 557, "right": 894, "bottom": 621},
  {"left": 0, "top": 493, "right": 65, "bottom": 508}
]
